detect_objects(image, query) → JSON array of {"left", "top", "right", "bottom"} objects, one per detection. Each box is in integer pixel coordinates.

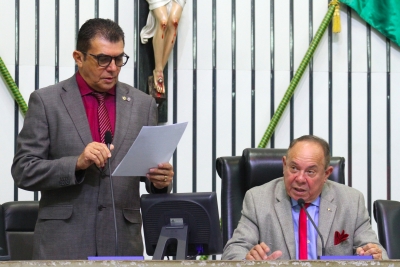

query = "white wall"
[{"left": 1, "top": 0, "right": 399, "bottom": 259}]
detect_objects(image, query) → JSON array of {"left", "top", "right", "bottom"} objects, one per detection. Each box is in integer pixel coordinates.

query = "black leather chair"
[
  {"left": 373, "top": 199, "right": 400, "bottom": 259},
  {"left": 0, "top": 204, "right": 9, "bottom": 261},
  {"left": 1, "top": 201, "right": 39, "bottom": 260},
  {"left": 216, "top": 148, "right": 345, "bottom": 246}
]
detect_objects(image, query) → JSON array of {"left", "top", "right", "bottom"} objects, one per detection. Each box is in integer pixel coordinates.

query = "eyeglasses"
[{"left": 81, "top": 52, "right": 129, "bottom": 67}]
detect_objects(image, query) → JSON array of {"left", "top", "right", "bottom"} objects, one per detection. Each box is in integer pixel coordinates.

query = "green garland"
[
  {"left": 0, "top": 57, "right": 28, "bottom": 115},
  {"left": 258, "top": 0, "right": 339, "bottom": 148}
]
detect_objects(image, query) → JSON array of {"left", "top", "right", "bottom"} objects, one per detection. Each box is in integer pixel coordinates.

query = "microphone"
[
  {"left": 297, "top": 198, "right": 325, "bottom": 258},
  {"left": 105, "top": 131, "right": 118, "bottom": 256}
]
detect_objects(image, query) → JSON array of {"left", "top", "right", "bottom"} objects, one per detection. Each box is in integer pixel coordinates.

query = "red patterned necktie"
[
  {"left": 299, "top": 203, "right": 311, "bottom": 260},
  {"left": 92, "top": 92, "right": 112, "bottom": 143}
]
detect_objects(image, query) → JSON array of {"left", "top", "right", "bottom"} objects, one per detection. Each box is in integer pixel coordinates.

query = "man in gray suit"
[
  {"left": 222, "top": 135, "right": 388, "bottom": 260},
  {"left": 11, "top": 18, "right": 173, "bottom": 260}
]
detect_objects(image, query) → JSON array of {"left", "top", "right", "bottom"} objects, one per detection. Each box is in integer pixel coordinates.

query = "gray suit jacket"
[
  {"left": 222, "top": 178, "right": 388, "bottom": 260},
  {"left": 11, "top": 75, "right": 170, "bottom": 260}
]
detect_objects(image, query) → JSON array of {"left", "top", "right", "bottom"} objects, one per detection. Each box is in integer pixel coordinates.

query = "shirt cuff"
[
  {"left": 75, "top": 170, "right": 86, "bottom": 184},
  {"left": 150, "top": 182, "right": 169, "bottom": 194}
]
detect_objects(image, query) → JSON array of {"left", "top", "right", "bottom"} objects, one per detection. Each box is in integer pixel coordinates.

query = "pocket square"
[{"left": 334, "top": 230, "right": 349, "bottom": 245}]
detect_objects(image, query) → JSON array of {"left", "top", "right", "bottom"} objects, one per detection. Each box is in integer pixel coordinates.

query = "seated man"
[{"left": 222, "top": 135, "right": 388, "bottom": 260}]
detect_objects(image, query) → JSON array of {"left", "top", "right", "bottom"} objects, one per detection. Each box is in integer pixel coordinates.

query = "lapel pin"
[
  {"left": 122, "top": 96, "right": 127, "bottom": 101},
  {"left": 127, "top": 97, "right": 131, "bottom": 102},
  {"left": 328, "top": 208, "right": 332, "bottom": 212}
]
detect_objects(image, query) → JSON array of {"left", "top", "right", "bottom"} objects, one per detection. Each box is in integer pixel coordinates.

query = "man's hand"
[
  {"left": 76, "top": 142, "right": 114, "bottom": 170},
  {"left": 356, "top": 243, "right": 383, "bottom": 259},
  {"left": 147, "top": 162, "right": 174, "bottom": 189},
  {"left": 245, "top": 242, "right": 282, "bottom": 260}
]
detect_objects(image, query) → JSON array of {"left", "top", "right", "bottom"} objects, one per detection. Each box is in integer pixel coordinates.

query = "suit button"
[{"left": 98, "top": 205, "right": 106, "bottom": 211}]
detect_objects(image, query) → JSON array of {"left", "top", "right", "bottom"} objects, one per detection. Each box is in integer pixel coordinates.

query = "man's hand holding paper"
[{"left": 147, "top": 162, "right": 174, "bottom": 189}]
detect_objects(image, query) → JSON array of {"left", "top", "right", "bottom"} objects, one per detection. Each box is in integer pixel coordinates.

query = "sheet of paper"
[{"left": 112, "top": 122, "right": 188, "bottom": 176}]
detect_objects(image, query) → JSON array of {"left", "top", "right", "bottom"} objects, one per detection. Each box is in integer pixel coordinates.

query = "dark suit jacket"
[
  {"left": 222, "top": 178, "right": 388, "bottom": 260},
  {"left": 11, "top": 75, "right": 170, "bottom": 259}
]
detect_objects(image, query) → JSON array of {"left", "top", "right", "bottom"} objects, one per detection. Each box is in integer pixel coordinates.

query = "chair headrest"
[
  {"left": 2, "top": 201, "right": 39, "bottom": 231},
  {"left": 241, "top": 148, "right": 345, "bottom": 189},
  {"left": 373, "top": 199, "right": 400, "bottom": 222},
  {"left": 242, "top": 148, "right": 287, "bottom": 189}
]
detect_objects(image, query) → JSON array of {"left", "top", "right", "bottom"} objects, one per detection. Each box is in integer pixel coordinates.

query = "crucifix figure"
[{"left": 141, "top": 0, "right": 186, "bottom": 94}]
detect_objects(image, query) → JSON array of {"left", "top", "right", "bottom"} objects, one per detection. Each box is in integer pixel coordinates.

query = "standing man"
[
  {"left": 222, "top": 135, "right": 388, "bottom": 260},
  {"left": 11, "top": 18, "right": 173, "bottom": 260}
]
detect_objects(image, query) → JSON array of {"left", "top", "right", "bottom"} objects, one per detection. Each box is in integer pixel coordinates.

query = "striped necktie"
[{"left": 92, "top": 92, "right": 112, "bottom": 143}]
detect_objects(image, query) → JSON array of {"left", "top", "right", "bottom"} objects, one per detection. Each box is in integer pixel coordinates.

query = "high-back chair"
[
  {"left": 0, "top": 203, "right": 8, "bottom": 260},
  {"left": 216, "top": 148, "right": 345, "bottom": 246},
  {"left": 373, "top": 199, "right": 400, "bottom": 259},
  {"left": 1, "top": 201, "right": 39, "bottom": 260}
]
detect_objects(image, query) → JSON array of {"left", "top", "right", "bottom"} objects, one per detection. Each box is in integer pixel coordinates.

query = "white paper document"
[{"left": 112, "top": 122, "right": 188, "bottom": 176}]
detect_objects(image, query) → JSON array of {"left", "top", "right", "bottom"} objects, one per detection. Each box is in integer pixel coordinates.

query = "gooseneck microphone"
[
  {"left": 297, "top": 198, "right": 325, "bottom": 257},
  {"left": 105, "top": 131, "right": 118, "bottom": 256}
]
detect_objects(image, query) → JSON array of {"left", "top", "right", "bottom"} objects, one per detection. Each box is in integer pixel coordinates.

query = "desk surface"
[{"left": 1, "top": 260, "right": 400, "bottom": 267}]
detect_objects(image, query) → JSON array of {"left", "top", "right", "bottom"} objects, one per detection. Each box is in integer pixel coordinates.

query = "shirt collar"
[
  {"left": 290, "top": 196, "right": 321, "bottom": 208},
  {"left": 76, "top": 71, "right": 116, "bottom": 96}
]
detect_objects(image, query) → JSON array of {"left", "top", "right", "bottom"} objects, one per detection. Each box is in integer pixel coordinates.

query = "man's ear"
[
  {"left": 324, "top": 166, "right": 333, "bottom": 181},
  {"left": 73, "top": 50, "right": 84, "bottom": 67},
  {"left": 282, "top": 156, "right": 287, "bottom": 167}
]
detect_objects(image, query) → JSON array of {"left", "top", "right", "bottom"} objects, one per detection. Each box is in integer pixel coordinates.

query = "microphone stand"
[
  {"left": 298, "top": 199, "right": 325, "bottom": 257},
  {"left": 109, "top": 155, "right": 118, "bottom": 256},
  {"left": 88, "top": 132, "right": 144, "bottom": 260},
  {"left": 297, "top": 199, "right": 373, "bottom": 260},
  {"left": 106, "top": 131, "right": 118, "bottom": 256}
]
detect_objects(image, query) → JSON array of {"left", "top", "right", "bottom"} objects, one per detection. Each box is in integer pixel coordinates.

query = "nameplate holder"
[
  {"left": 319, "top": 255, "right": 373, "bottom": 260},
  {"left": 0, "top": 255, "right": 10, "bottom": 261},
  {"left": 88, "top": 256, "right": 144, "bottom": 260}
]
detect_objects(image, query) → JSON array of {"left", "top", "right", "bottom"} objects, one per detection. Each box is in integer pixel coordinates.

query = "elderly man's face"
[{"left": 283, "top": 141, "right": 333, "bottom": 203}]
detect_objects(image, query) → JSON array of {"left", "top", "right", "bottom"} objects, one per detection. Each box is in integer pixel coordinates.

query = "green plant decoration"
[
  {"left": 0, "top": 57, "right": 28, "bottom": 115},
  {"left": 258, "top": 0, "right": 339, "bottom": 148}
]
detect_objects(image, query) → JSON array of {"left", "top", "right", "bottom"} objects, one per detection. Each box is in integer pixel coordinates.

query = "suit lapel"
[
  {"left": 111, "top": 83, "right": 133, "bottom": 162},
  {"left": 319, "top": 183, "right": 337, "bottom": 256},
  {"left": 60, "top": 76, "right": 93, "bottom": 146},
  {"left": 274, "top": 181, "right": 296, "bottom": 259}
]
